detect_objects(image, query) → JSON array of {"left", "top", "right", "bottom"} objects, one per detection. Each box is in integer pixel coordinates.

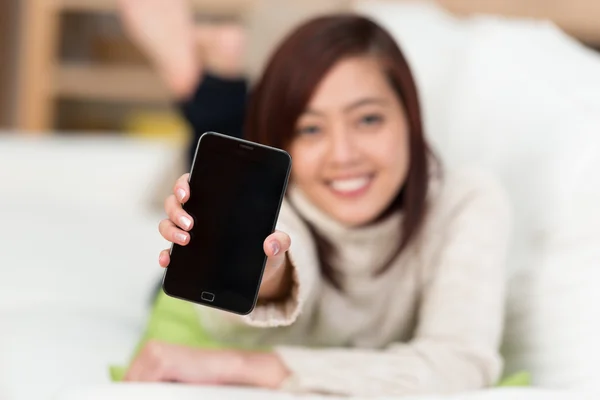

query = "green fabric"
[
  {"left": 110, "top": 291, "right": 531, "bottom": 387},
  {"left": 497, "top": 371, "right": 532, "bottom": 387}
]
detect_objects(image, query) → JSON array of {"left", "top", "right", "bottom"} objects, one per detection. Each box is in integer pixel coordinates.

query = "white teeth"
[{"left": 329, "top": 176, "right": 370, "bottom": 193}]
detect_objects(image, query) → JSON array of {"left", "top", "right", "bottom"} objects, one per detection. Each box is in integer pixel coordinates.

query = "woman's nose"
[{"left": 328, "top": 130, "right": 359, "bottom": 165}]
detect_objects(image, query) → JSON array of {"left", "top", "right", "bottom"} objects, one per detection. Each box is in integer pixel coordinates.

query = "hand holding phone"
[
  {"left": 159, "top": 132, "right": 292, "bottom": 315},
  {"left": 158, "top": 173, "right": 293, "bottom": 303}
]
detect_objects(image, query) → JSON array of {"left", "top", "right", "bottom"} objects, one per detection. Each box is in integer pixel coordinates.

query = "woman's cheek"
[
  {"left": 290, "top": 142, "right": 325, "bottom": 184},
  {"left": 380, "top": 127, "right": 410, "bottom": 169}
]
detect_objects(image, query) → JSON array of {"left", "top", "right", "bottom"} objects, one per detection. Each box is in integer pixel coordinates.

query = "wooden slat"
[
  {"left": 15, "top": 0, "right": 61, "bottom": 133},
  {"left": 0, "top": 0, "right": 13, "bottom": 127},
  {"left": 54, "top": 64, "right": 171, "bottom": 103},
  {"left": 58, "top": 0, "right": 254, "bottom": 16}
]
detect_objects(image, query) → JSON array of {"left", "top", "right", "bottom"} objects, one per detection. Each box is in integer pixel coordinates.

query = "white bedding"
[
  {"left": 0, "top": 135, "right": 174, "bottom": 400},
  {"left": 55, "top": 385, "right": 591, "bottom": 400},
  {"left": 0, "top": 205, "right": 166, "bottom": 400}
]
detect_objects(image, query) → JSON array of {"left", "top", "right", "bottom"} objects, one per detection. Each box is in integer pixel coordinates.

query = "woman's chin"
[
  {"left": 313, "top": 193, "right": 389, "bottom": 228},
  {"left": 328, "top": 207, "right": 382, "bottom": 228}
]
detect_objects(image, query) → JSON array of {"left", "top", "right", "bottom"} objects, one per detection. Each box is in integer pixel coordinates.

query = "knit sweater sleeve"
[
  {"left": 274, "top": 171, "right": 512, "bottom": 396},
  {"left": 193, "top": 200, "right": 320, "bottom": 333}
]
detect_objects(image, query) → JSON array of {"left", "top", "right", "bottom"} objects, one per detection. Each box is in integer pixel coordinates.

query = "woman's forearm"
[{"left": 232, "top": 351, "right": 290, "bottom": 389}]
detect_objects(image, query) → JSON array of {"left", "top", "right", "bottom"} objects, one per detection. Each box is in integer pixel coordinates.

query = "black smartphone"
[{"left": 162, "top": 131, "right": 292, "bottom": 315}]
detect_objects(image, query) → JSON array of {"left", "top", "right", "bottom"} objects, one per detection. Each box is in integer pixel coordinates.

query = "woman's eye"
[
  {"left": 359, "top": 114, "right": 384, "bottom": 127},
  {"left": 297, "top": 125, "right": 321, "bottom": 135}
]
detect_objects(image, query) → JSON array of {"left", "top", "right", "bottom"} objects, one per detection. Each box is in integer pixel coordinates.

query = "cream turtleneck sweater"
[{"left": 195, "top": 169, "right": 512, "bottom": 397}]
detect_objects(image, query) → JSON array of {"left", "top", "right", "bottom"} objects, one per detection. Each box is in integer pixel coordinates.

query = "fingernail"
[
  {"left": 177, "top": 188, "right": 186, "bottom": 202},
  {"left": 270, "top": 241, "right": 280, "bottom": 256},
  {"left": 175, "top": 232, "right": 188, "bottom": 244},
  {"left": 179, "top": 215, "right": 192, "bottom": 230}
]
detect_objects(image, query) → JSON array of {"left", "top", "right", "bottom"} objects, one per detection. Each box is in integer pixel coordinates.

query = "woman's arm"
[
  {"left": 243, "top": 173, "right": 513, "bottom": 396},
  {"left": 132, "top": 172, "right": 510, "bottom": 391}
]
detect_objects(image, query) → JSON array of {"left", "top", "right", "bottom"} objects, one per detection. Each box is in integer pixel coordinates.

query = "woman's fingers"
[
  {"left": 159, "top": 249, "right": 171, "bottom": 268},
  {"left": 124, "top": 341, "right": 167, "bottom": 382},
  {"left": 157, "top": 173, "right": 192, "bottom": 269},
  {"left": 159, "top": 219, "right": 190, "bottom": 246},
  {"left": 164, "top": 194, "right": 194, "bottom": 231},
  {"left": 123, "top": 352, "right": 145, "bottom": 381},
  {"left": 165, "top": 174, "right": 194, "bottom": 232},
  {"left": 174, "top": 173, "right": 191, "bottom": 203}
]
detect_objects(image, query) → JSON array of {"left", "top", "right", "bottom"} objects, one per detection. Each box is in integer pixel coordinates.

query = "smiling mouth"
[{"left": 326, "top": 174, "right": 375, "bottom": 197}]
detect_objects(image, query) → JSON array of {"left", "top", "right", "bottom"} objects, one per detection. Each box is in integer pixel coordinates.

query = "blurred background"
[
  {"left": 1, "top": 0, "right": 258, "bottom": 144},
  {"left": 1, "top": 0, "right": 599, "bottom": 139}
]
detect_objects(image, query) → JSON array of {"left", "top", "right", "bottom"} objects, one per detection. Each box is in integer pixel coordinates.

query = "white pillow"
[
  {"left": 426, "top": 18, "right": 600, "bottom": 389},
  {"left": 54, "top": 384, "right": 588, "bottom": 400},
  {"left": 0, "top": 135, "right": 176, "bottom": 399},
  {"left": 0, "top": 134, "right": 184, "bottom": 214},
  {"left": 0, "top": 311, "right": 141, "bottom": 400},
  {"left": 0, "top": 205, "right": 165, "bottom": 319},
  {"left": 0, "top": 205, "right": 166, "bottom": 399}
]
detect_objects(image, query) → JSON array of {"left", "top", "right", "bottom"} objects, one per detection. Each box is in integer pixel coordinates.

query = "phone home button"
[{"left": 201, "top": 291, "right": 215, "bottom": 302}]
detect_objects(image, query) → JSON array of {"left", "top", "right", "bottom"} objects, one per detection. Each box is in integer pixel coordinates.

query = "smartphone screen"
[{"left": 162, "top": 132, "right": 291, "bottom": 315}]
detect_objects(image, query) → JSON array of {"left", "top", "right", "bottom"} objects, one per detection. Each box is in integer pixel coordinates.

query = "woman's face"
[{"left": 290, "top": 56, "right": 410, "bottom": 226}]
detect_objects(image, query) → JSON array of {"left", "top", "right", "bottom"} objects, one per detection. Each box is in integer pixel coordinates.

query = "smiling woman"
[
  {"left": 139, "top": 14, "right": 512, "bottom": 397},
  {"left": 245, "top": 16, "right": 434, "bottom": 288}
]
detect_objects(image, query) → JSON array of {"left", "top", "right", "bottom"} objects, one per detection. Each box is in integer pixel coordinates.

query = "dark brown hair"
[{"left": 245, "top": 15, "right": 436, "bottom": 290}]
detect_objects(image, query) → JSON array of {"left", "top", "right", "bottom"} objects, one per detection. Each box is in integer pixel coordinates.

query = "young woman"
[{"left": 124, "top": 15, "right": 512, "bottom": 397}]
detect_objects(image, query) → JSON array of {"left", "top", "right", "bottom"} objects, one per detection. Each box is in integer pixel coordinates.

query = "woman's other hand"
[{"left": 123, "top": 341, "right": 290, "bottom": 388}]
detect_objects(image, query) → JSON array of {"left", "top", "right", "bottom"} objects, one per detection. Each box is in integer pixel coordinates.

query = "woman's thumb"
[{"left": 264, "top": 230, "right": 291, "bottom": 258}]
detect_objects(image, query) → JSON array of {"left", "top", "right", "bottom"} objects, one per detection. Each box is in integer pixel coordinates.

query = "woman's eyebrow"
[
  {"left": 343, "top": 97, "right": 389, "bottom": 113},
  {"left": 302, "top": 109, "right": 325, "bottom": 117},
  {"left": 301, "top": 97, "right": 389, "bottom": 117}
]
